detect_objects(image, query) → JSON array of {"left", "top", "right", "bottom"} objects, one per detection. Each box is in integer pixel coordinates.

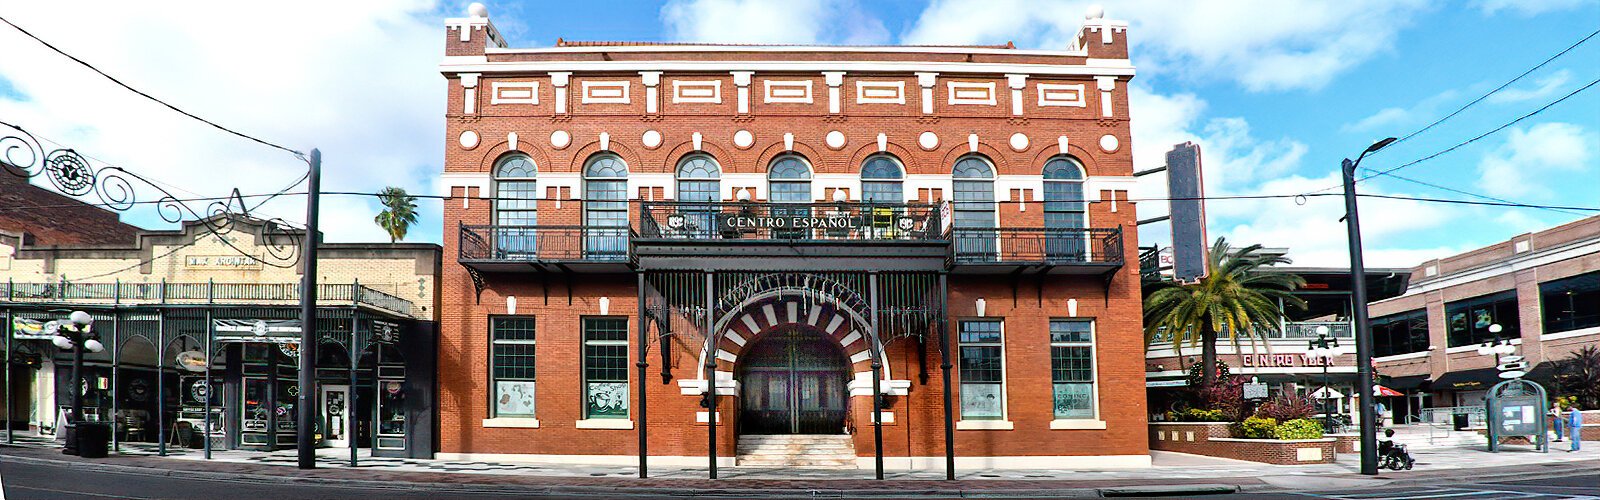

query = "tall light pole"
[
  {"left": 297, "top": 149, "right": 322, "bottom": 469},
  {"left": 1341, "top": 136, "right": 1397, "bottom": 476},
  {"left": 50, "top": 311, "right": 105, "bottom": 456}
]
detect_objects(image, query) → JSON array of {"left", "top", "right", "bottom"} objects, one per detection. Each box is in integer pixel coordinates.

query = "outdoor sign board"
[
  {"left": 1166, "top": 142, "right": 1209, "bottom": 284},
  {"left": 1485, "top": 378, "right": 1548, "bottom": 453},
  {"left": 213, "top": 319, "right": 301, "bottom": 344},
  {"left": 372, "top": 320, "right": 401, "bottom": 344},
  {"left": 10, "top": 317, "right": 56, "bottom": 340}
]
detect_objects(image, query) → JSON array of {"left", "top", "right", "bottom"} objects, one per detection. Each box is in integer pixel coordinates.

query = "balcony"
[
  {"left": 1, "top": 281, "right": 416, "bottom": 317},
  {"left": 948, "top": 227, "right": 1124, "bottom": 276},
  {"left": 632, "top": 201, "right": 950, "bottom": 271},
  {"left": 458, "top": 224, "right": 633, "bottom": 273}
]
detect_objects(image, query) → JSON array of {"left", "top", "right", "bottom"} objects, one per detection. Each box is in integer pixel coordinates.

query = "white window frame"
[
  {"left": 1048, "top": 319, "right": 1104, "bottom": 429},
  {"left": 487, "top": 316, "right": 538, "bottom": 425},
  {"left": 955, "top": 318, "right": 1011, "bottom": 430}
]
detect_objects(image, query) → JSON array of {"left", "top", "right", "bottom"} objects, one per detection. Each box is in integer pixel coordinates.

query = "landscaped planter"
[
  {"left": 1149, "top": 422, "right": 1337, "bottom": 465},
  {"left": 1328, "top": 433, "right": 1359, "bottom": 453}
]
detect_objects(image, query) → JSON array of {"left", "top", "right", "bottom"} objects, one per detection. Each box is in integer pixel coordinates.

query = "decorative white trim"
[
  {"left": 671, "top": 80, "right": 722, "bottom": 104},
  {"left": 1005, "top": 74, "right": 1027, "bottom": 115},
  {"left": 458, "top": 130, "right": 480, "bottom": 150},
  {"left": 918, "top": 131, "right": 939, "bottom": 150},
  {"left": 642, "top": 130, "right": 663, "bottom": 149},
  {"left": 847, "top": 375, "right": 910, "bottom": 396},
  {"left": 1375, "top": 351, "right": 1430, "bottom": 362},
  {"left": 877, "top": 133, "right": 887, "bottom": 152},
  {"left": 580, "top": 81, "right": 630, "bottom": 104},
  {"left": 1445, "top": 338, "right": 1521, "bottom": 354},
  {"left": 947, "top": 81, "right": 997, "bottom": 105},
  {"left": 1542, "top": 326, "right": 1600, "bottom": 341},
  {"left": 860, "top": 455, "right": 1151, "bottom": 470},
  {"left": 694, "top": 411, "right": 723, "bottom": 424},
  {"left": 442, "top": 61, "right": 1137, "bottom": 79},
  {"left": 731, "top": 71, "right": 753, "bottom": 114},
  {"left": 441, "top": 172, "right": 491, "bottom": 194},
  {"left": 574, "top": 419, "right": 634, "bottom": 430},
  {"left": 460, "top": 73, "right": 480, "bottom": 115},
  {"left": 825, "top": 131, "right": 846, "bottom": 150},
  {"left": 956, "top": 420, "right": 1015, "bottom": 430},
  {"left": 1385, "top": 238, "right": 1600, "bottom": 300},
  {"left": 550, "top": 72, "right": 571, "bottom": 114},
  {"left": 490, "top": 81, "right": 538, "bottom": 105},
  {"left": 481, "top": 417, "right": 540, "bottom": 428},
  {"left": 507, "top": 132, "right": 518, "bottom": 151},
  {"left": 1037, "top": 83, "right": 1086, "bottom": 107},
  {"left": 763, "top": 80, "right": 813, "bottom": 103},
  {"left": 677, "top": 372, "right": 738, "bottom": 395},
  {"left": 733, "top": 130, "right": 754, "bottom": 149},
  {"left": 550, "top": 130, "right": 571, "bottom": 149},
  {"left": 1008, "top": 133, "right": 1029, "bottom": 152},
  {"left": 1050, "top": 419, "right": 1107, "bottom": 430},
  {"left": 916, "top": 72, "right": 938, "bottom": 114},
  {"left": 1099, "top": 134, "right": 1119, "bottom": 153},
  {"left": 855, "top": 81, "right": 906, "bottom": 104},
  {"left": 822, "top": 71, "right": 844, "bottom": 113},
  {"left": 1095, "top": 76, "right": 1117, "bottom": 117},
  {"left": 641, "top": 71, "right": 661, "bottom": 113},
  {"left": 487, "top": 45, "right": 1098, "bottom": 57},
  {"left": 871, "top": 412, "right": 895, "bottom": 424}
]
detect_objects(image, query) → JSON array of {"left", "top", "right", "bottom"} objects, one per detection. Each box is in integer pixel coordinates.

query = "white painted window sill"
[
  {"left": 481, "top": 417, "right": 539, "bottom": 428},
  {"left": 1542, "top": 326, "right": 1600, "bottom": 341},
  {"left": 1375, "top": 351, "right": 1430, "bottom": 362},
  {"left": 1446, "top": 338, "right": 1521, "bottom": 354},
  {"left": 1049, "top": 419, "right": 1107, "bottom": 430},
  {"left": 956, "top": 420, "right": 1014, "bottom": 431},
  {"left": 575, "top": 419, "right": 635, "bottom": 430}
]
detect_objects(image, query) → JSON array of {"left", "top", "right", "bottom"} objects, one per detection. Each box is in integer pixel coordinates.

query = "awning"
[
  {"left": 1384, "top": 374, "right": 1430, "bottom": 391},
  {"left": 1432, "top": 367, "right": 1504, "bottom": 391},
  {"left": 1310, "top": 386, "right": 1345, "bottom": 399},
  {"left": 1374, "top": 385, "right": 1404, "bottom": 397}
]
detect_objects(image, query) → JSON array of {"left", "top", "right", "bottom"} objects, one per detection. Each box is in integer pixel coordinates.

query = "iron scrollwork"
[{"left": 2, "top": 120, "right": 303, "bottom": 268}]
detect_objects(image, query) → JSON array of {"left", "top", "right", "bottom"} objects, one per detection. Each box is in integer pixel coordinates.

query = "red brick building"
[{"left": 435, "top": 4, "right": 1147, "bottom": 472}]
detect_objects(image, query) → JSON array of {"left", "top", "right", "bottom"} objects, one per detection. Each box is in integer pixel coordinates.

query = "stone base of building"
[{"left": 433, "top": 453, "right": 1153, "bottom": 470}]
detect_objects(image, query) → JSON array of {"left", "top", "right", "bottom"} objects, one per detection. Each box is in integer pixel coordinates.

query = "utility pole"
[
  {"left": 297, "top": 149, "right": 322, "bottom": 469},
  {"left": 1340, "top": 137, "right": 1395, "bottom": 476}
]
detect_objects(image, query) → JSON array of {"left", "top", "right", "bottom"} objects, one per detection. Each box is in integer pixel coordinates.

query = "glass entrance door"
[
  {"left": 320, "top": 385, "right": 350, "bottom": 448},
  {"left": 737, "top": 328, "right": 849, "bottom": 435}
]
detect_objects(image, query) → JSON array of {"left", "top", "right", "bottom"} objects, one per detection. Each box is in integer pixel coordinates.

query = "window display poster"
[{"left": 495, "top": 381, "right": 535, "bottom": 417}]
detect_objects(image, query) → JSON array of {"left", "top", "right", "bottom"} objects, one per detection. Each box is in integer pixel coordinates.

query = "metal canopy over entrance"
[{"left": 737, "top": 327, "right": 849, "bottom": 435}]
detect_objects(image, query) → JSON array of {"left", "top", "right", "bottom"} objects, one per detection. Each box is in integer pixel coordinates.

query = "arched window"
[
  {"left": 675, "top": 154, "right": 721, "bottom": 237},
  {"left": 860, "top": 154, "right": 905, "bottom": 203},
  {"left": 493, "top": 154, "right": 538, "bottom": 257},
  {"left": 952, "top": 155, "right": 997, "bottom": 260},
  {"left": 1043, "top": 156, "right": 1088, "bottom": 261},
  {"left": 583, "top": 153, "right": 629, "bottom": 260},
  {"left": 768, "top": 154, "right": 813, "bottom": 238}
]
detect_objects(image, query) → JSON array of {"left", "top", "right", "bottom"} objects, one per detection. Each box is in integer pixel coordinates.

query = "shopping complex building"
[
  {"left": 0, "top": 172, "right": 441, "bottom": 458},
  {"left": 435, "top": 5, "right": 1147, "bottom": 469}
]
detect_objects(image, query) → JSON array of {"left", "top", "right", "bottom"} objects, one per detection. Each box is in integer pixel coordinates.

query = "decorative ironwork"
[
  {"left": 950, "top": 227, "right": 1124, "bottom": 265},
  {"left": 639, "top": 201, "right": 946, "bottom": 242},
  {"left": 458, "top": 224, "right": 632, "bottom": 263},
  {"left": 2, "top": 120, "right": 303, "bottom": 268}
]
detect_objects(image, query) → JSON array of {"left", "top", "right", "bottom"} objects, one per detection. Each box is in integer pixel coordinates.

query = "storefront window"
[
  {"left": 1371, "top": 309, "right": 1430, "bottom": 357},
  {"left": 1050, "top": 320, "right": 1095, "bottom": 419},
  {"left": 1444, "top": 291, "right": 1519, "bottom": 347},
  {"left": 378, "top": 380, "right": 405, "bottom": 436},
  {"left": 1540, "top": 271, "right": 1600, "bottom": 334},
  {"left": 583, "top": 318, "right": 629, "bottom": 419},
  {"left": 958, "top": 320, "right": 1004, "bottom": 420},
  {"left": 490, "top": 317, "right": 536, "bottom": 418}
]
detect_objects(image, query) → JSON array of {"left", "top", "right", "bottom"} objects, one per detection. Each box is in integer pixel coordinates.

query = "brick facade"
[
  {"left": 436, "top": 5, "right": 1148, "bottom": 468},
  {"left": 1149, "top": 422, "right": 1336, "bottom": 465}
]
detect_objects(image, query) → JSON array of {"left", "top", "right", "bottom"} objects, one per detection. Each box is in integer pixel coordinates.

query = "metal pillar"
[
  {"left": 1342, "top": 157, "right": 1379, "bottom": 476},
  {"left": 156, "top": 309, "right": 166, "bottom": 456},
  {"left": 703, "top": 270, "right": 717, "bottom": 479},
  {"left": 938, "top": 273, "right": 954, "bottom": 480},
  {"left": 635, "top": 272, "right": 648, "bottom": 478},
  {"left": 868, "top": 273, "right": 884, "bottom": 480},
  {"left": 203, "top": 281, "right": 213, "bottom": 460},
  {"left": 297, "top": 148, "right": 322, "bottom": 469},
  {"left": 109, "top": 298, "right": 120, "bottom": 452},
  {"left": 350, "top": 312, "right": 359, "bottom": 468},
  {"left": 4, "top": 296, "right": 11, "bottom": 444}
]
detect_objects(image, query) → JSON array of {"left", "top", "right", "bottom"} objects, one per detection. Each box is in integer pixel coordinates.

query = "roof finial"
[
  {"left": 467, "top": 2, "right": 489, "bottom": 18},
  {"left": 1085, "top": 4, "right": 1105, "bottom": 20}
]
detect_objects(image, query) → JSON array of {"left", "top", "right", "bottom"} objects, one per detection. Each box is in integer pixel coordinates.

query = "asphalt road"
[{"left": 1222, "top": 472, "right": 1600, "bottom": 500}]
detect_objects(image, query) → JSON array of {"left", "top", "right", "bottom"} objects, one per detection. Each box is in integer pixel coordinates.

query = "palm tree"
[
  {"left": 373, "top": 186, "right": 419, "bottom": 243},
  {"left": 1144, "top": 238, "right": 1306, "bottom": 389}
]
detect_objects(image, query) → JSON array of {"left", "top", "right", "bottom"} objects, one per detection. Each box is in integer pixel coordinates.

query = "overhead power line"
[{"left": 0, "top": 15, "right": 304, "bottom": 159}]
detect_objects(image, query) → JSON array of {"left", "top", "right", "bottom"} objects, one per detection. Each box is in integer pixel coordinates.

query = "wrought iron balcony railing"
[
  {"left": 638, "top": 201, "right": 947, "bottom": 242},
  {"left": 949, "top": 227, "right": 1124, "bottom": 265},
  {"left": 1, "top": 281, "right": 415, "bottom": 316},
  {"left": 1147, "top": 320, "right": 1355, "bottom": 346},
  {"left": 459, "top": 224, "right": 633, "bottom": 263}
]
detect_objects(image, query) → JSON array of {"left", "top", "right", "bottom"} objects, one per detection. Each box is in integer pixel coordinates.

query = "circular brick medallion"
[{"left": 918, "top": 131, "right": 939, "bottom": 151}]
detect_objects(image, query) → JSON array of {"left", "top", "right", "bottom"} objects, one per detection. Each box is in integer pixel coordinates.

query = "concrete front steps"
[
  {"left": 1386, "top": 425, "right": 1487, "bottom": 449},
  {"left": 736, "top": 434, "right": 858, "bottom": 468}
]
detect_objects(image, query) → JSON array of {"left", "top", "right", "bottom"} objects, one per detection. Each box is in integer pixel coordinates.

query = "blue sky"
[{"left": 1, "top": 0, "right": 1596, "bottom": 268}]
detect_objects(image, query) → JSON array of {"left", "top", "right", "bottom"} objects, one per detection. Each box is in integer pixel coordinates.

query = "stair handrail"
[{"left": 1404, "top": 413, "right": 1451, "bottom": 445}]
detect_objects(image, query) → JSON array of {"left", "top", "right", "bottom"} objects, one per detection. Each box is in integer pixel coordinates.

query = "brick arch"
[
  {"left": 843, "top": 141, "right": 919, "bottom": 174},
  {"left": 471, "top": 141, "right": 553, "bottom": 175},
  {"left": 562, "top": 139, "right": 646, "bottom": 175},
  {"left": 750, "top": 140, "right": 826, "bottom": 175},
  {"left": 1025, "top": 143, "right": 1102, "bottom": 177},
  {"left": 661, "top": 140, "right": 735, "bottom": 174},
  {"left": 935, "top": 142, "right": 1011, "bottom": 175},
  {"left": 697, "top": 293, "right": 891, "bottom": 382}
]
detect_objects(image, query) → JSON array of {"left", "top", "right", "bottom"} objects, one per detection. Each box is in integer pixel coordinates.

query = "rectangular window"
[
  {"left": 1371, "top": 309, "right": 1430, "bottom": 357},
  {"left": 583, "top": 317, "right": 629, "bottom": 419},
  {"left": 1050, "top": 320, "right": 1095, "bottom": 419},
  {"left": 490, "top": 317, "right": 537, "bottom": 418},
  {"left": 958, "top": 320, "right": 1004, "bottom": 420},
  {"left": 1444, "top": 291, "right": 1519, "bottom": 347},
  {"left": 1540, "top": 271, "right": 1600, "bottom": 334}
]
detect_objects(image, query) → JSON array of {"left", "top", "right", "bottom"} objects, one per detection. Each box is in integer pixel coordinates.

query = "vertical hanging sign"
[{"left": 1166, "top": 142, "right": 1209, "bottom": 284}]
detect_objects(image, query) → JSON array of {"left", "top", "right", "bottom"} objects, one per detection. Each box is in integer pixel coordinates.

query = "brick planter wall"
[
  {"left": 1149, "top": 422, "right": 1336, "bottom": 465},
  {"left": 1329, "top": 433, "right": 1359, "bottom": 453}
]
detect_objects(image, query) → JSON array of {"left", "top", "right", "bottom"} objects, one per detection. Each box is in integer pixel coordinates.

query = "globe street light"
[
  {"left": 48, "top": 310, "right": 105, "bottom": 456},
  {"left": 1307, "top": 325, "right": 1341, "bottom": 433}
]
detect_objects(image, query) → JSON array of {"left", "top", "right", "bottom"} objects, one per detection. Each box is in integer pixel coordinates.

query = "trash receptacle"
[
  {"left": 75, "top": 422, "right": 111, "bottom": 458},
  {"left": 1452, "top": 413, "right": 1469, "bottom": 431}
]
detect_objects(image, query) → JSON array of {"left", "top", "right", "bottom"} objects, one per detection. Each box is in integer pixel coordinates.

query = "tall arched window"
[
  {"left": 768, "top": 154, "right": 813, "bottom": 239},
  {"left": 952, "top": 155, "right": 997, "bottom": 260},
  {"left": 860, "top": 155, "right": 905, "bottom": 203},
  {"left": 675, "top": 154, "right": 721, "bottom": 237},
  {"left": 583, "top": 153, "right": 629, "bottom": 260},
  {"left": 1043, "top": 156, "right": 1088, "bottom": 261},
  {"left": 494, "top": 154, "right": 537, "bottom": 257}
]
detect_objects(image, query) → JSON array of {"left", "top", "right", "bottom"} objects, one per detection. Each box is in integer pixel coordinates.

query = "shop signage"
[
  {"left": 1243, "top": 379, "right": 1269, "bottom": 400},
  {"left": 373, "top": 320, "right": 400, "bottom": 344},
  {"left": 10, "top": 318, "right": 56, "bottom": 340},
  {"left": 718, "top": 214, "right": 860, "bottom": 230},
  {"left": 1241, "top": 353, "right": 1334, "bottom": 368},
  {"left": 175, "top": 351, "right": 208, "bottom": 372},
  {"left": 184, "top": 255, "right": 261, "bottom": 270},
  {"left": 214, "top": 319, "right": 300, "bottom": 343}
]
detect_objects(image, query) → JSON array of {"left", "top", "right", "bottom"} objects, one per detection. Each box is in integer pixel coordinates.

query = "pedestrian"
[
  {"left": 1375, "top": 401, "right": 1388, "bottom": 428},
  {"left": 1568, "top": 406, "right": 1583, "bottom": 452},
  {"left": 1551, "top": 406, "right": 1565, "bottom": 442}
]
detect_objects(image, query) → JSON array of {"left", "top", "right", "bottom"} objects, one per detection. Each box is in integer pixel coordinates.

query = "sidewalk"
[{"left": 1, "top": 434, "right": 1597, "bottom": 496}]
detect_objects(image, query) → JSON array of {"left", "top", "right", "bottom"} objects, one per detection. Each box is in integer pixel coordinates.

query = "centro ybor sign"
[
  {"left": 720, "top": 215, "right": 858, "bottom": 230},
  {"left": 1242, "top": 353, "right": 1335, "bottom": 367}
]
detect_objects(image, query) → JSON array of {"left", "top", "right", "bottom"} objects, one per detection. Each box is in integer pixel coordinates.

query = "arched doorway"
[{"left": 737, "top": 326, "right": 849, "bottom": 435}]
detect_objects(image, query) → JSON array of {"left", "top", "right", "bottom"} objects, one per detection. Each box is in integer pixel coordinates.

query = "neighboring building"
[
  {"left": 437, "top": 5, "right": 1147, "bottom": 469},
  {"left": 1, "top": 203, "right": 442, "bottom": 458},
  {"left": 1369, "top": 215, "right": 1600, "bottom": 426},
  {"left": 1143, "top": 248, "right": 1410, "bottom": 428},
  {"left": 0, "top": 172, "right": 142, "bottom": 246}
]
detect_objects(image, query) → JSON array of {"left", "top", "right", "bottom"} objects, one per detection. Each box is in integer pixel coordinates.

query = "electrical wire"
[
  {"left": 0, "top": 15, "right": 305, "bottom": 159},
  {"left": 1357, "top": 170, "right": 1589, "bottom": 217}
]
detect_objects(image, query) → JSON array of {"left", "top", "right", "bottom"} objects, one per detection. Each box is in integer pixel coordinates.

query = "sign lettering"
[{"left": 1241, "top": 353, "right": 1336, "bottom": 368}]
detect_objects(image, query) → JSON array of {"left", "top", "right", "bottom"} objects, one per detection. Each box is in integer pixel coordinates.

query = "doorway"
[
  {"left": 320, "top": 385, "right": 350, "bottom": 448},
  {"left": 737, "top": 327, "right": 849, "bottom": 435}
]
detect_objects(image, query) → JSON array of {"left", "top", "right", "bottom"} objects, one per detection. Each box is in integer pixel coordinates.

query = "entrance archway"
[{"left": 736, "top": 326, "right": 849, "bottom": 435}]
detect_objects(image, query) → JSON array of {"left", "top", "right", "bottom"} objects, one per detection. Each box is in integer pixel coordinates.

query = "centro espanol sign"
[{"left": 721, "top": 215, "right": 857, "bottom": 230}]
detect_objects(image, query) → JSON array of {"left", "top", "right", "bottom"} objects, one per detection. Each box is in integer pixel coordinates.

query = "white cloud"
[
  {"left": 0, "top": 1, "right": 446, "bottom": 244},
  {"left": 902, "top": 0, "right": 1431, "bottom": 92},
  {"left": 1475, "top": 122, "right": 1595, "bottom": 198},
  {"left": 661, "top": 0, "right": 889, "bottom": 45},
  {"left": 1486, "top": 69, "right": 1572, "bottom": 104},
  {"left": 1476, "top": 0, "right": 1597, "bottom": 16}
]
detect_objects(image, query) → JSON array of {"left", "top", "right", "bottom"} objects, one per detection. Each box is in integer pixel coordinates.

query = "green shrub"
[
  {"left": 1235, "top": 416, "right": 1278, "bottom": 439},
  {"left": 1163, "top": 408, "right": 1227, "bottom": 422},
  {"left": 1274, "top": 418, "right": 1325, "bottom": 440}
]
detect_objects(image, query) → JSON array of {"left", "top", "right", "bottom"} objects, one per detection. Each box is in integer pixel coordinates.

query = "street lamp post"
[
  {"left": 1340, "top": 136, "right": 1397, "bottom": 476},
  {"left": 49, "top": 311, "right": 106, "bottom": 456},
  {"left": 1307, "top": 326, "right": 1340, "bottom": 433}
]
